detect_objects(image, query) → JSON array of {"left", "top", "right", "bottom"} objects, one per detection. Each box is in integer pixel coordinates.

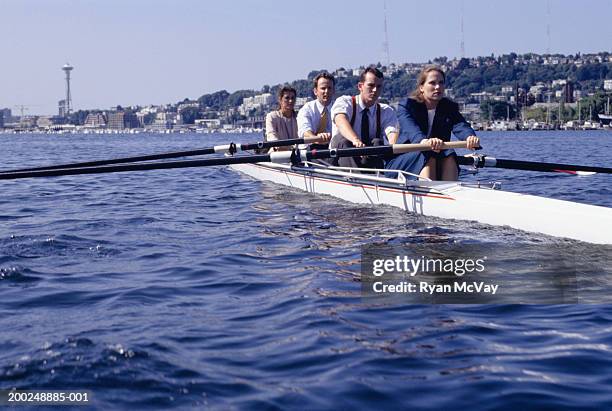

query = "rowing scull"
[{"left": 230, "top": 161, "right": 612, "bottom": 245}]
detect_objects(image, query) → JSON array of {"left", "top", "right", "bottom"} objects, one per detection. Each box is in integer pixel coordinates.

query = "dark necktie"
[{"left": 361, "top": 108, "right": 370, "bottom": 145}]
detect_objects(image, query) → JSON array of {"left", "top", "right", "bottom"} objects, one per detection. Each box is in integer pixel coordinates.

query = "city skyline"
[{"left": 1, "top": 0, "right": 611, "bottom": 115}]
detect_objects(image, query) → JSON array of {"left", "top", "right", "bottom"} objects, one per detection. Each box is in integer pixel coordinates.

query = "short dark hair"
[
  {"left": 359, "top": 66, "right": 384, "bottom": 83},
  {"left": 277, "top": 85, "right": 296, "bottom": 101},
  {"left": 313, "top": 72, "right": 335, "bottom": 88},
  {"left": 277, "top": 85, "right": 296, "bottom": 110}
]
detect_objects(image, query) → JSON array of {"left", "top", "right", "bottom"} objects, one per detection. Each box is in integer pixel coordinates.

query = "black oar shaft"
[
  {"left": 2, "top": 148, "right": 216, "bottom": 173},
  {"left": 0, "top": 142, "right": 464, "bottom": 181},
  {"left": 1, "top": 137, "right": 314, "bottom": 174},
  {"left": 0, "top": 146, "right": 394, "bottom": 181},
  {"left": 457, "top": 156, "right": 612, "bottom": 174},
  {"left": 0, "top": 155, "right": 273, "bottom": 180}
]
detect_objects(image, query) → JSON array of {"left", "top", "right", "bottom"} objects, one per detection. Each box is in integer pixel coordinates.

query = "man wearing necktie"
[
  {"left": 330, "top": 67, "right": 399, "bottom": 169},
  {"left": 297, "top": 72, "right": 336, "bottom": 150}
]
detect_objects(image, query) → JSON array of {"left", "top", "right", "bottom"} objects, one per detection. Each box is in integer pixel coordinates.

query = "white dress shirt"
[
  {"left": 330, "top": 95, "right": 399, "bottom": 148},
  {"left": 297, "top": 99, "right": 334, "bottom": 138}
]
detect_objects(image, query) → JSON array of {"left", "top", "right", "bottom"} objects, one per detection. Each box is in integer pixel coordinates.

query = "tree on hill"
[
  {"left": 180, "top": 106, "right": 201, "bottom": 124},
  {"left": 227, "top": 90, "right": 256, "bottom": 107},
  {"left": 197, "top": 90, "right": 230, "bottom": 110},
  {"left": 68, "top": 110, "right": 91, "bottom": 125}
]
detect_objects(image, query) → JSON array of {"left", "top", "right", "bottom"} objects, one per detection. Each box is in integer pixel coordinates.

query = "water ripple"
[{"left": 0, "top": 132, "right": 611, "bottom": 409}]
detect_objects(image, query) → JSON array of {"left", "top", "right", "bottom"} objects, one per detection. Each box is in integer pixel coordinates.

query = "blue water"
[{"left": 0, "top": 131, "right": 611, "bottom": 410}]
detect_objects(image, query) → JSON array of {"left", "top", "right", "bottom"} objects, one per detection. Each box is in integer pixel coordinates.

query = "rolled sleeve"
[
  {"left": 331, "top": 96, "right": 352, "bottom": 125},
  {"left": 381, "top": 105, "right": 399, "bottom": 139},
  {"left": 297, "top": 105, "right": 313, "bottom": 138}
]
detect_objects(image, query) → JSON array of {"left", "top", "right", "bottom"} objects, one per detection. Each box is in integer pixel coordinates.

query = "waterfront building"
[
  {"left": 36, "top": 116, "right": 67, "bottom": 129},
  {"left": 84, "top": 113, "right": 107, "bottom": 128},
  {"left": 107, "top": 112, "right": 125, "bottom": 129},
  {"left": 529, "top": 83, "right": 547, "bottom": 95},
  {"left": 552, "top": 79, "right": 567, "bottom": 87},
  {"left": 107, "top": 111, "right": 138, "bottom": 130},
  {"left": 239, "top": 93, "right": 273, "bottom": 116},
  {"left": 469, "top": 92, "right": 493, "bottom": 103},
  {"left": 334, "top": 68, "right": 349, "bottom": 78},
  {"left": 194, "top": 118, "right": 221, "bottom": 129},
  {"left": 148, "top": 112, "right": 178, "bottom": 131},
  {"left": 19, "top": 116, "right": 38, "bottom": 129},
  {"left": 135, "top": 106, "right": 159, "bottom": 128},
  {"left": 295, "top": 97, "right": 309, "bottom": 110},
  {"left": 0, "top": 108, "right": 11, "bottom": 124},
  {"left": 177, "top": 100, "right": 199, "bottom": 113},
  {"left": 383, "top": 63, "right": 400, "bottom": 76},
  {"left": 37, "top": 116, "right": 55, "bottom": 128},
  {"left": 573, "top": 90, "right": 583, "bottom": 100},
  {"left": 136, "top": 112, "right": 148, "bottom": 128},
  {"left": 58, "top": 99, "right": 67, "bottom": 117}
]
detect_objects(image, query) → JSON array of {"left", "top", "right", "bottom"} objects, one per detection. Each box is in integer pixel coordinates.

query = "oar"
[
  {"left": 0, "top": 136, "right": 322, "bottom": 174},
  {"left": 0, "top": 142, "right": 468, "bottom": 181},
  {"left": 458, "top": 155, "right": 612, "bottom": 174}
]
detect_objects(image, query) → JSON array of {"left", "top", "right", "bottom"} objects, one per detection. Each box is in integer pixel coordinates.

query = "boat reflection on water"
[
  {"left": 252, "top": 182, "right": 457, "bottom": 248},
  {"left": 250, "top": 182, "right": 612, "bottom": 304}
]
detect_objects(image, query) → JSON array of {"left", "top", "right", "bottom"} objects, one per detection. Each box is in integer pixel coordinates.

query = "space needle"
[{"left": 62, "top": 63, "right": 73, "bottom": 116}]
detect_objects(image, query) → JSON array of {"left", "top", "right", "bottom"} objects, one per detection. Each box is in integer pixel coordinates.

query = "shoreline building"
[
  {"left": 84, "top": 112, "right": 107, "bottom": 128},
  {"left": 58, "top": 99, "right": 67, "bottom": 117},
  {"left": 107, "top": 110, "right": 138, "bottom": 130},
  {"left": 239, "top": 93, "right": 273, "bottom": 116}
]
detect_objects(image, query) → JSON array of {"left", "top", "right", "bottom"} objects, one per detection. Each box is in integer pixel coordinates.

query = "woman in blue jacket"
[{"left": 386, "top": 66, "right": 480, "bottom": 180}]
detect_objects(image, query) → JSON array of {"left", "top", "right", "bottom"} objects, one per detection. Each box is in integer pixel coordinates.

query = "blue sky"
[{"left": 1, "top": 0, "right": 610, "bottom": 115}]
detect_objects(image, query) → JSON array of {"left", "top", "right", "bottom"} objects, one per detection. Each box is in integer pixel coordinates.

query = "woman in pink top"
[{"left": 265, "top": 86, "right": 298, "bottom": 151}]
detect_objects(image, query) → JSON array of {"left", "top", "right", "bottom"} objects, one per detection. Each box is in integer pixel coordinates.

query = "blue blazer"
[{"left": 396, "top": 97, "right": 475, "bottom": 144}]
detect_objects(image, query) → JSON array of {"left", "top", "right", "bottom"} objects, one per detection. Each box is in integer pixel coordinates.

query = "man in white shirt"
[
  {"left": 297, "top": 72, "right": 335, "bottom": 149},
  {"left": 330, "top": 67, "right": 399, "bottom": 168}
]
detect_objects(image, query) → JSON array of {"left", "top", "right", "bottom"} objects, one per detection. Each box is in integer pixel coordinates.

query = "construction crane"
[
  {"left": 12, "top": 105, "right": 41, "bottom": 118},
  {"left": 13, "top": 105, "right": 29, "bottom": 117}
]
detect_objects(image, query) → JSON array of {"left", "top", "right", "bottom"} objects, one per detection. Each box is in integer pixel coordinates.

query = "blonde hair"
[{"left": 411, "top": 65, "right": 446, "bottom": 103}]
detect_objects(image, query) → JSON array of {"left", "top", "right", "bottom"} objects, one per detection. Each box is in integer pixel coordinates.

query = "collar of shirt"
[
  {"left": 315, "top": 99, "right": 333, "bottom": 114},
  {"left": 356, "top": 95, "right": 377, "bottom": 116}
]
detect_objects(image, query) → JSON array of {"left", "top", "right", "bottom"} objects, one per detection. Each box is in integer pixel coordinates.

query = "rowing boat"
[
  {"left": 230, "top": 161, "right": 612, "bottom": 245},
  {"left": 1, "top": 136, "right": 609, "bottom": 244}
]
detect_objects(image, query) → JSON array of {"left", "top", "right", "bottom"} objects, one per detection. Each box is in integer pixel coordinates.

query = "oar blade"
[{"left": 459, "top": 155, "right": 612, "bottom": 174}]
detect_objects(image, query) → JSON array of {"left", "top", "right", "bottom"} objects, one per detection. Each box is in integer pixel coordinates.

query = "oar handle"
[
  {"left": 392, "top": 141, "right": 470, "bottom": 154},
  {"left": 303, "top": 135, "right": 328, "bottom": 144}
]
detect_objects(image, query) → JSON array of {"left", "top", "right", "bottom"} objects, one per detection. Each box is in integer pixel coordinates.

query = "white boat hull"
[{"left": 230, "top": 162, "right": 612, "bottom": 244}]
